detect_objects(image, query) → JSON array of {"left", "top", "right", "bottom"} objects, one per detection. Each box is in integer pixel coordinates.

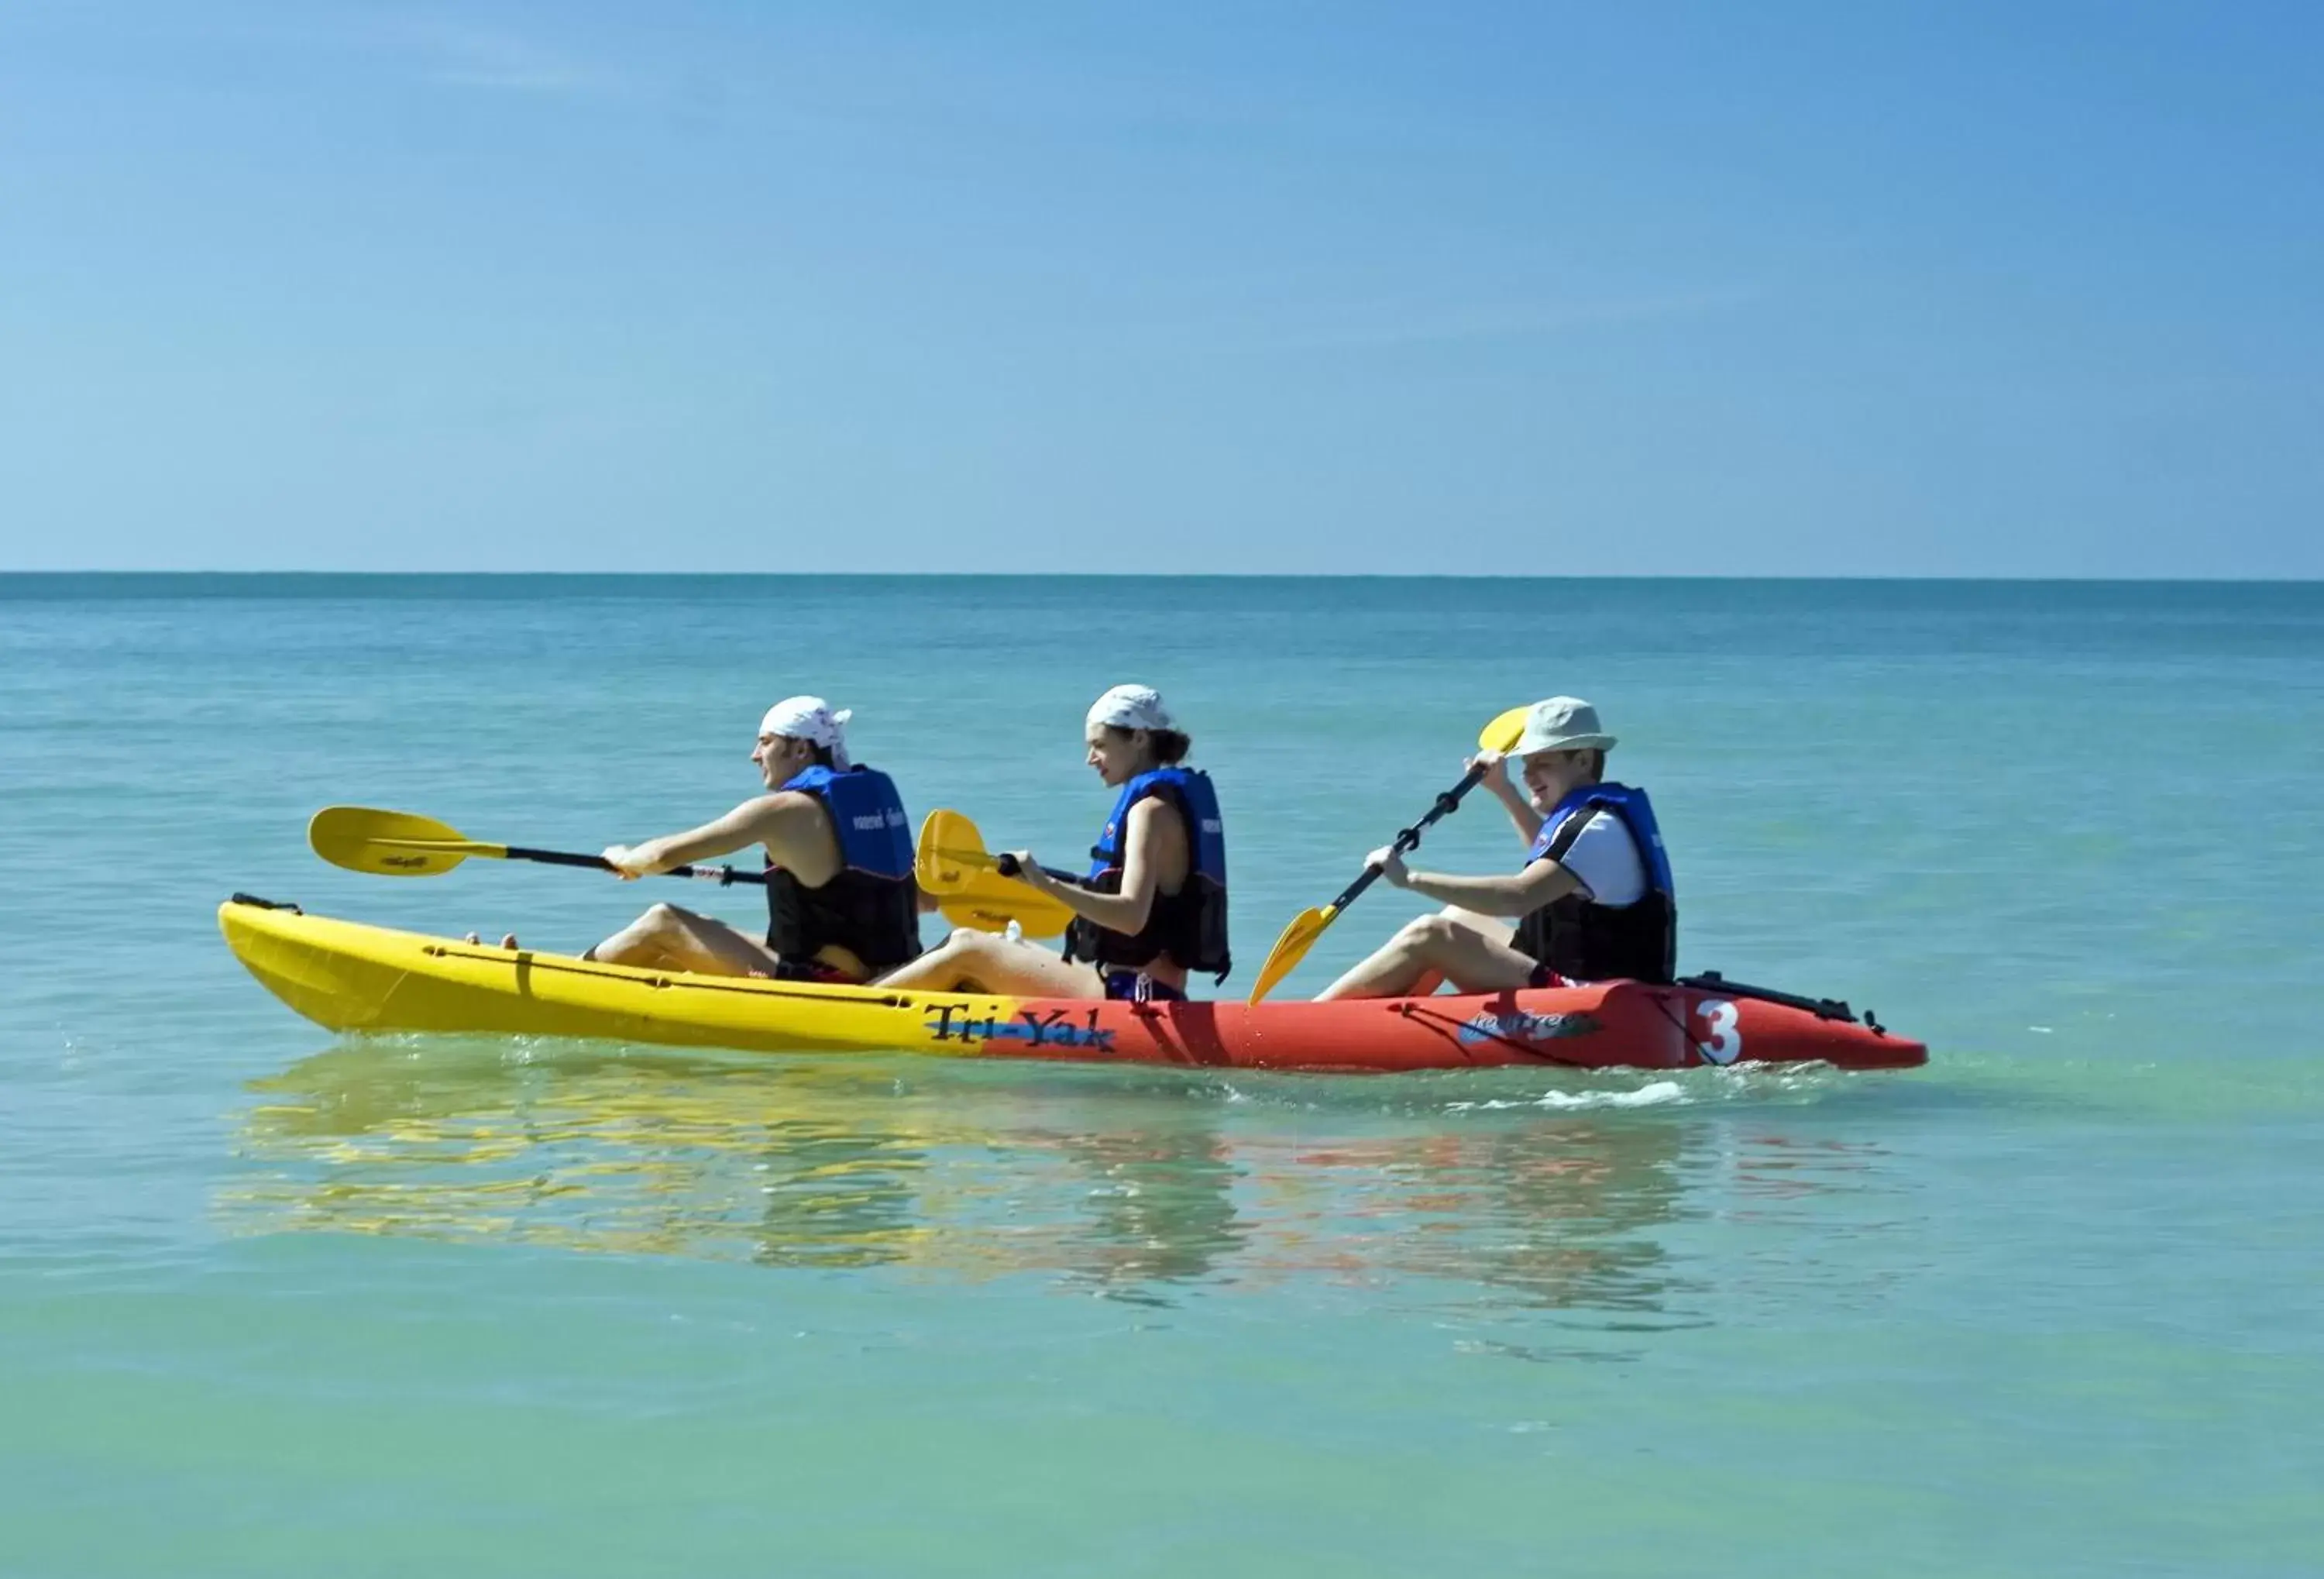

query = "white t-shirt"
[{"left": 1542, "top": 808, "right": 1648, "bottom": 906}]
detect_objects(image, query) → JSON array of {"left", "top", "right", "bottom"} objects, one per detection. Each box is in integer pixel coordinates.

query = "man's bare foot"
[{"left": 462, "top": 931, "right": 521, "bottom": 949}]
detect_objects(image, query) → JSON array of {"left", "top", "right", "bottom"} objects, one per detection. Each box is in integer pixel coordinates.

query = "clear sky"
[{"left": 2, "top": 2, "right": 2317, "bottom": 576}]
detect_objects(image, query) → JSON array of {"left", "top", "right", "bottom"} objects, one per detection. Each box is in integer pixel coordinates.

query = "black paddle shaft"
[
  {"left": 1325, "top": 764, "right": 1490, "bottom": 912},
  {"left": 991, "top": 854, "right": 1078, "bottom": 882},
  {"left": 503, "top": 846, "right": 772, "bottom": 886}
]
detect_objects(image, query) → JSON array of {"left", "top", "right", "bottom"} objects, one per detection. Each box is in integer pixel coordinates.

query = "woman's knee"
[
  {"left": 1395, "top": 914, "right": 1463, "bottom": 952},
  {"left": 940, "top": 927, "right": 1003, "bottom": 958}
]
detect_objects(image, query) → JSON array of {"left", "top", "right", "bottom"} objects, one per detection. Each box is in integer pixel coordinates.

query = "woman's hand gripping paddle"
[
  {"left": 308, "top": 806, "right": 772, "bottom": 886},
  {"left": 1243, "top": 706, "right": 1532, "bottom": 1004},
  {"left": 914, "top": 810, "right": 1079, "bottom": 938}
]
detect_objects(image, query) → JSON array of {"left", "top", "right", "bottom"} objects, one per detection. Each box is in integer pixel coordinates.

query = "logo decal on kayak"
[
  {"left": 1456, "top": 1010, "right": 1601, "bottom": 1047},
  {"left": 923, "top": 1003, "right": 1116, "bottom": 1054}
]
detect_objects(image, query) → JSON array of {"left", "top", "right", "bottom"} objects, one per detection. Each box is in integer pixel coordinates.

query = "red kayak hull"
[{"left": 911, "top": 979, "right": 1925, "bottom": 1073}]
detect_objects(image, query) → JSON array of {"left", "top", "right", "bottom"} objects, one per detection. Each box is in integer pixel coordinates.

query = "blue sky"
[{"left": 2, "top": 2, "right": 2317, "bottom": 575}]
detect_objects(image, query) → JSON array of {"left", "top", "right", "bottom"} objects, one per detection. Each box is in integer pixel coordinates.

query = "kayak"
[{"left": 218, "top": 896, "right": 1926, "bottom": 1074}]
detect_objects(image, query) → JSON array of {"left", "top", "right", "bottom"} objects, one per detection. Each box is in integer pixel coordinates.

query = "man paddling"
[
  {"left": 1316, "top": 697, "right": 1675, "bottom": 999},
  {"left": 566, "top": 697, "right": 923, "bottom": 982}
]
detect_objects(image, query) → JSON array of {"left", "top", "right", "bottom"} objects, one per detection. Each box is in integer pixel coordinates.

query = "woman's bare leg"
[
  {"left": 1315, "top": 913, "right": 1539, "bottom": 1001},
  {"left": 583, "top": 902, "right": 784, "bottom": 978},
  {"left": 878, "top": 929, "right": 1109, "bottom": 997}
]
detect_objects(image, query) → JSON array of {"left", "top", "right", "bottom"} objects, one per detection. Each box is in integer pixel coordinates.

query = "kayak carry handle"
[{"left": 1679, "top": 970, "right": 1878, "bottom": 1031}]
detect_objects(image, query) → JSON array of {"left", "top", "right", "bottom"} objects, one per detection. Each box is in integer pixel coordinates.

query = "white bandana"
[
  {"left": 759, "top": 695, "right": 853, "bottom": 769},
  {"left": 1085, "top": 683, "right": 1176, "bottom": 734}
]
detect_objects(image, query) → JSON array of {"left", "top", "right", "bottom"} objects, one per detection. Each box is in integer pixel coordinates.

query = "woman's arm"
[{"left": 1011, "top": 797, "right": 1178, "bottom": 937}]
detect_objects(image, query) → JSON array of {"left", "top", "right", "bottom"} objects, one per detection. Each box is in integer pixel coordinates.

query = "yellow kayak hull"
[{"left": 219, "top": 897, "right": 1011, "bottom": 1056}]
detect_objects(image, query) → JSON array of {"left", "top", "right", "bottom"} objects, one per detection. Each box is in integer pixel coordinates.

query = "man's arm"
[
  {"left": 1374, "top": 849, "right": 1583, "bottom": 918},
  {"left": 607, "top": 793, "right": 839, "bottom": 885},
  {"left": 1471, "top": 751, "right": 1545, "bottom": 845}
]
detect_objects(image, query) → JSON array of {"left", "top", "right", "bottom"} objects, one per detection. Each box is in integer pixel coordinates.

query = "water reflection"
[{"left": 225, "top": 1038, "right": 1889, "bottom": 1316}]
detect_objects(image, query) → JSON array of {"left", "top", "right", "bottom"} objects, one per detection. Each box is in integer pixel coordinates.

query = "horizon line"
[{"left": 2, "top": 569, "right": 2319, "bottom": 587}]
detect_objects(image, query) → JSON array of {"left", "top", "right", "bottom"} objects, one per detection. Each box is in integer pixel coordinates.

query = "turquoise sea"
[{"left": 2, "top": 574, "right": 2319, "bottom": 1576}]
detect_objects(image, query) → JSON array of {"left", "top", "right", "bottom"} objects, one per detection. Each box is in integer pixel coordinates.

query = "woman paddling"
[
  {"left": 880, "top": 684, "right": 1229, "bottom": 1001},
  {"left": 486, "top": 697, "right": 923, "bottom": 982},
  {"left": 1316, "top": 697, "right": 1674, "bottom": 999}
]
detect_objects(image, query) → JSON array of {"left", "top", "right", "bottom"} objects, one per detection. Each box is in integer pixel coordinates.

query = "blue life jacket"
[
  {"left": 1061, "top": 765, "right": 1231, "bottom": 981},
  {"left": 763, "top": 763, "right": 921, "bottom": 974},
  {"left": 1514, "top": 782, "right": 1677, "bottom": 984}
]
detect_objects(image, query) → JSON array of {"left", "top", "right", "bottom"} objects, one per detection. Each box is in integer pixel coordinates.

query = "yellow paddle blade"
[
  {"left": 1244, "top": 903, "right": 1340, "bottom": 1005},
  {"left": 916, "top": 809, "right": 997, "bottom": 893},
  {"left": 938, "top": 896, "right": 1065, "bottom": 937},
  {"left": 309, "top": 806, "right": 504, "bottom": 878},
  {"left": 934, "top": 879, "right": 1076, "bottom": 938},
  {"left": 923, "top": 844, "right": 1006, "bottom": 872},
  {"left": 914, "top": 810, "right": 1078, "bottom": 939},
  {"left": 1478, "top": 704, "right": 1529, "bottom": 753}
]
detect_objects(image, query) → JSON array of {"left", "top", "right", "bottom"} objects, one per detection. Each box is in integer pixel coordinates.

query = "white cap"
[
  {"left": 1086, "top": 683, "right": 1177, "bottom": 734},
  {"left": 1512, "top": 696, "right": 1616, "bottom": 756},
  {"left": 759, "top": 695, "right": 853, "bottom": 769}
]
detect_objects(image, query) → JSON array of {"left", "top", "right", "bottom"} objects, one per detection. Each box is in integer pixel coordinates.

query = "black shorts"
[
  {"left": 1102, "top": 970, "right": 1186, "bottom": 1003},
  {"left": 770, "top": 958, "right": 861, "bottom": 986}
]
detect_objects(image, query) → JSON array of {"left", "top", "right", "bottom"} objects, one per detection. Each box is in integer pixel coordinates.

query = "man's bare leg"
[{"left": 584, "top": 902, "right": 785, "bottom": 978}]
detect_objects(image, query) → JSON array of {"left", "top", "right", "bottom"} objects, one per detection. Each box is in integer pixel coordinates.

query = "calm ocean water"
[{"left": 2, "top": 574, "right": 2319, "bottom": 1576}]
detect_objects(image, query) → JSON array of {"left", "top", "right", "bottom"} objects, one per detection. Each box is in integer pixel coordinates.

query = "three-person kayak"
[{"left": 219, "top": 896, "right": 1925, "bottom": 1073}]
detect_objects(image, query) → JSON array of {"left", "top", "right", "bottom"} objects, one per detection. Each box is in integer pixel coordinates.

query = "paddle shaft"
[
  {"left": 991, "top": 854, "right": 1079, "bottom": 883},
  {"left": 1326, "top": 764, "right": 1490, "bottom": 913},
  {"left": 501, "top": 845, "right": 772, "bottom": 886}
]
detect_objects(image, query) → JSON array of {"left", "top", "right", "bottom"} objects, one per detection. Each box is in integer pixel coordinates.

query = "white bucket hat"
[
  {"left": 759, "top": 695, "right": 853, "bottom": 769},
  {"left": 1512, "top": 696, "right": 1615, "bottom": 757},
  {"left": 1086, "top": 683, "right": 1177, "bottom": 734}
]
